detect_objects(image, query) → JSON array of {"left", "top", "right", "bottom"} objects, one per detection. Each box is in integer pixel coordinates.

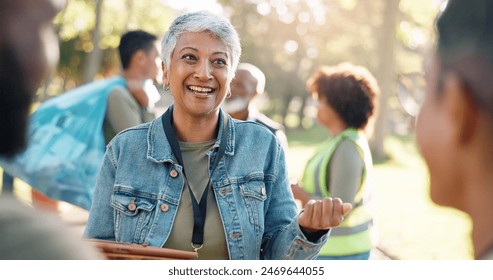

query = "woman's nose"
[{"left": 194, "top": 60, "right": 213, "bottom": 81}]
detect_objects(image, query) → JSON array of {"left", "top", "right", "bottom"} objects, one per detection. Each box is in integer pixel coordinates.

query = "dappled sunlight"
[{"left": 2, "top": 0, "right": 464, "bottom": 261}]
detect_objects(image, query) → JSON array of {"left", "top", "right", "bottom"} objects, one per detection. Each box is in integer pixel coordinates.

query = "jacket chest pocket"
[
  {"left": 111, "top": 193, "right": 156, "bottom": 243},
  {"left": 240, "top": 182, "right": 267, "bottom": 232}
]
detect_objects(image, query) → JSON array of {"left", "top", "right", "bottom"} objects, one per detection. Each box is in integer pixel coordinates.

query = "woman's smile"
[
  {"left": 163, "top": 31, "right": 233, "bottom": 117},
  {"left": 188, "top": 85, "right": 215, "bottom": 97}
]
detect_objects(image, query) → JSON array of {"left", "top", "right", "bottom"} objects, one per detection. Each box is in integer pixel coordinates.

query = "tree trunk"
[
  {"left": 370, "top": 0, "right": 399, "bottom": 160},
  {"left": 83, "top": 0, "right": 104, "bottom": 83}
]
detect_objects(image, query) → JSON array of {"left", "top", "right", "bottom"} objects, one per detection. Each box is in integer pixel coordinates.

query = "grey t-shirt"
[
  {"left": 163, "top": 139, "right": 229, "bottom": 259},
  {"left": 327, "top": 139, "right": 364, "bottom": 205}
]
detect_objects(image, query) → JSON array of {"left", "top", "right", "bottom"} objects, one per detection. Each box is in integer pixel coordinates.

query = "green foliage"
[
  {"left": 51, "top": 0, "right": 173, "bottom": 92},
  {"left": 217, "top": 0, "right": 442, "bottom": 134},
  {"left": 54, "top": 0, "right": 97, "bottom": 41},
  {"left": 50, "top": 0, "right": 443, "bottom": 136}
]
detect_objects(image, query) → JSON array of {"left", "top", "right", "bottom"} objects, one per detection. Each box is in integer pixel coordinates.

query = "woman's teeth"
[{"left": 189, "top": 85, "right": 213, "bottom": 96}]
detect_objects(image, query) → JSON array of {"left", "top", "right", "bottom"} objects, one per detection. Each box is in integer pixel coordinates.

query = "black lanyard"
[{"left": 161, "top": 106, "right": 228, "bottom": 253}]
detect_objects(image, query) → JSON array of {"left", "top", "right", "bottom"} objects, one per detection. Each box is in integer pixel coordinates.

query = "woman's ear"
[
  {"left": 442, "top": 73, "right": 478, "bottom": 146},
  {"left": 162, "top": 61, "right": 169, "bottom": 87}
]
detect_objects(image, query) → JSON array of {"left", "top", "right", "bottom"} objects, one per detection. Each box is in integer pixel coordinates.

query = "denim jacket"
[{"left": 84, "top": 108, "right": 328, "bottom": 260}]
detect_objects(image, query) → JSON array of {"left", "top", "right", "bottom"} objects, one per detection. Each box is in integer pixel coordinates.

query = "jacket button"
[
  {"left": 169, "top": 169, "right": 178, "bottom": 178},
  {"left": 128, "top": 200, "right": 136, "bottom": 211},
  {"left": 160, "top": 203, "right": 169, "bottom": 212},
  {"left": 261, "top": 187, "right": 266, "bottom": 196}
]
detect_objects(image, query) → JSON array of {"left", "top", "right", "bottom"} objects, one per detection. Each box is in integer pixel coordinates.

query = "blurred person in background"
[
  {"left": 416, "top": 0, "right": 493, "bottom": 260},
  {"left": 223, "top": 62, "right": 288, "bottom": 152},
  {"left": 291, "top": 62, "right": 379, "bottom": 260},
  {"left": 28, "top": 29, "right": 161, "bottom": 213},
  {"left": 0, "top": 0, "right": 100, "bottom": 259},
  {"left": 103, "top": 29, "right": 160, "bottom": 143}
]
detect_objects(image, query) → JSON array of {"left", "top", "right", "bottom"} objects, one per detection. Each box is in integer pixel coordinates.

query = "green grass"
[{"left": 286, "top": 127, "right": 474, "bottom": 260}]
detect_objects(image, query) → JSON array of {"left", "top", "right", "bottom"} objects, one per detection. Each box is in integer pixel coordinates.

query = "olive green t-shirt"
[
  {"left": 103, "top": 85, "right": 155, "bottom": 144},
  {"left": 163, "top": 139, "right": 229, "bottom": 259}
]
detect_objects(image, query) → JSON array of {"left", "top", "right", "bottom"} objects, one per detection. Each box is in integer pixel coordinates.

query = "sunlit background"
[
  {"left": 48, "top": 0, "right": 443, "bottom": 141},
  {"left": 8, "top": 0, "right": 474, "bottom": 260}
]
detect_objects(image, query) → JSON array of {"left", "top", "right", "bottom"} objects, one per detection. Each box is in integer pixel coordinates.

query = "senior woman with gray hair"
[{"left": 85, "top": 10, "right": 351, "bottom": 260}]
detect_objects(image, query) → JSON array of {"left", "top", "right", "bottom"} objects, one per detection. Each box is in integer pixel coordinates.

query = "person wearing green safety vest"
[{"left": 291, "top": 62, "right": 380, "bottom": 260}]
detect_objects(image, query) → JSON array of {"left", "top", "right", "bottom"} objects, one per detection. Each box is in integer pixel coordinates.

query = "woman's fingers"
[
  {"left": 299, "top": 197, "right": 352, "bottom": 230},
  {"left": 342, "top": 202, "right": 352, "bottom": 216}
]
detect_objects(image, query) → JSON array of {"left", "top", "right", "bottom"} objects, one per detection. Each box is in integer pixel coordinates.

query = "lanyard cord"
[{"left": 161, "top": 106, "right": 228, "bottom": 252}]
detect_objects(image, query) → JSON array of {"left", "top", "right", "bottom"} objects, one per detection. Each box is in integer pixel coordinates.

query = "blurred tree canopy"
[
  {"left": 218, "top": 0, "right": 441, "bottom": 159},
  {"left": 43, "top": 0, "right": 443, "bottom": 159},
  {"left": 40, "top": 0, "right": 173, "bottom": 101}
]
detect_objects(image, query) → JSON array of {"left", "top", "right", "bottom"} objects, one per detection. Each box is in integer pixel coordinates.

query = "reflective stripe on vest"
[{"left": 301, "top": 128, "right": 374, "bottom": 256}]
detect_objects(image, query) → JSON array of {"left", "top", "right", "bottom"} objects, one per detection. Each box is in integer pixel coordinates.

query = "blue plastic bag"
[{"left": 0, "top": 76, "right": 126, "bottom": 210}]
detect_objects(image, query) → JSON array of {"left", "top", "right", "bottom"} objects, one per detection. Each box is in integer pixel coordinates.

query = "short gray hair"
[
  {"left": 161, "top": 10, "right": 241, "bottom": 73},
  {"left": 237, "top": 63, "right": 266, "bottom": 94}
]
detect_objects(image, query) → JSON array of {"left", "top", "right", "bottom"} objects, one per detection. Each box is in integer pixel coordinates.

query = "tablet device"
[{"left": 88, "top": 239, "right": 198, "bottom": 260}]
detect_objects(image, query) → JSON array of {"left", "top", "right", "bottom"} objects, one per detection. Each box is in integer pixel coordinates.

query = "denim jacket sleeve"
[
  {"left": 260, "top": 143, "right": 329, "bottom": 260},
  {"left": 84, "top": 144, "right": 117, "bottom": 240}
]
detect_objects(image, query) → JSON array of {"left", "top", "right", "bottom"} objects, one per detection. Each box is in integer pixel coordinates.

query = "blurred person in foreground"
[
  {"left": 291, "top": 63, "right": 379, "bottom": 260},
  {"left": 222, "top": 62, "right": 288, "bottom": 151},
  {"left": 85, "top": 10, "right": 352, "bottom": 260},
  {"left": 0, "top": 0, "right": 100, "bottom": 259},
  {"left": 416, "top": 0, "right": 493, "bottom": 260},
  {"left": 28, "top": 29, "right": 160, "bottom": 213}
]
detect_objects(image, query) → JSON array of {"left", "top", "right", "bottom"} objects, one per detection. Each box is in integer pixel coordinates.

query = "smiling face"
[{"left": 162, "top": 32, "right": 234, "bottom": 119}]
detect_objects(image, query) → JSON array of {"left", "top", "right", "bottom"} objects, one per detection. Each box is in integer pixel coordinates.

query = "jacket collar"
[{"left": 146, "top": 106, "right": 235, "bottom": 163}]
